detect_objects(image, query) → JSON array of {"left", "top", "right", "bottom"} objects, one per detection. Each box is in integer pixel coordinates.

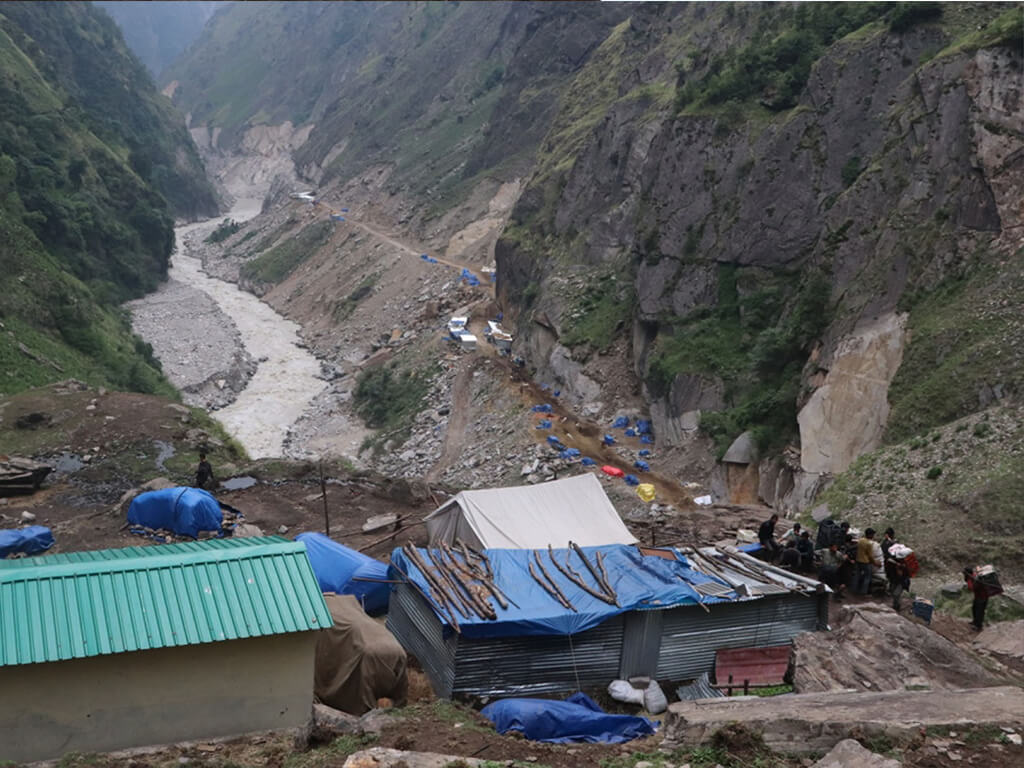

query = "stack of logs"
[
  {"left": 528, "top": 541, "right": 619, "bottom": 612},
  {"left": 400, "top": 539, "right": 515, "bottom": 633}
]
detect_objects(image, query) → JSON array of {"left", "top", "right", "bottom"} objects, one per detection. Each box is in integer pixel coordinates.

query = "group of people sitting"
[{"left": 758, "top": 515, "right": 912, "bottom": 610}]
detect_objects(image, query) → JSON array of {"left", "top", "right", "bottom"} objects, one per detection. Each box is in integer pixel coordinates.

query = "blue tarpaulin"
[
  {"left": 535, "top": 419, "right": 552, "bottom": 429},
  {"left": 546, "top": 435, "right": 564, "bottom": 448},
  {"left": 553, "top": 390, "right": 560, "bottom": 397},
  {"left": 612, "top": 416, "right": 630, "bottom": 429},
  {"left": 636, "top": 420, "right": 652, "bottom": 435},
  {"left": 531, "top": 404, "right": 553, "bottom": 414},
  {"left": 390, "top": 544, "right": 727, "bottom": 639},
  {"left": 482, "top": 692, "right": 656, "bottom": 744},
  {"left": 638, "top": 449, "right": 651, "bottom": 457},
  {"left": 559, "top": 448, "right": 581, "bottom": 460},
  {"left": 624, "top": 474, "right": 640, "bottom": 486},
  {"left": 580, "top": 457, "right": 596, "bottom": 466},
  {"left": 602, "top": 434, "right": 616, "bottom": 446},
  {"left": 640, "top": 435, "right": 654, "bottom": 444},
  {"left": 624, "top": 428, "right": 637, "bottom": 437},
  {"left": 127, "top": 487, "right": 222, "bottom": 538},
  {"left": 0, "top": 526, "right": 54, "bottom": 558},
  {"left": 296, "top": 532, "right": 390, "bottom": 614},
  {"left": 341, "top": 208, "right": 349, "bottom": 212},
  {"left": 633, "top": 460, "right": 650, "bottom": 472}
]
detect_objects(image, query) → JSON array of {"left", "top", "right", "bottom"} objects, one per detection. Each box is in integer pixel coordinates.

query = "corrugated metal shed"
[{"left": 0, "top": 537, "right": 331, "bottom": 667}]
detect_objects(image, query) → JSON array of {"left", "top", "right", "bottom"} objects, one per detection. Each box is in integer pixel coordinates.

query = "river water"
[{"left": 166, "top": 199, "right": 326, "bottom": 458}]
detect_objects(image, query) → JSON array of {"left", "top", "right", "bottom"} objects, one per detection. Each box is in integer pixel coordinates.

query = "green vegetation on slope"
[
  {"left": 0, "top": 2, "right": 212, "bottom": 396},
  {"left": 886, "top": 248, "right": 1024, "bottom": 443},
  {"left": 674, "top": 3, "right": 937, "bottom": 112},
  {"left": 646, "top": 267, "right": 833, "bottom": 456},
  {"left": 240, "top": 219, "right": 333, "bottom": 285}
]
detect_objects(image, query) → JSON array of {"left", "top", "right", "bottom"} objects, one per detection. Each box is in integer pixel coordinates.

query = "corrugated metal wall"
[
  {"left": 655, "top": 594, "right": 822, "bottom": 681},
  {"left": 386, "top": 584, "right": 458, "bottom": 698},
  {"left": 619, "top": 610, "right": 664, "bottom": 678},
  {"left": 452, "top": 615, "right": 625, "bottom": 697}
]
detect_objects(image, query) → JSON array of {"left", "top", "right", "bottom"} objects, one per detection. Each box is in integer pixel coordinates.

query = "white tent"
[{"left": 425, "top": 473, "right": 638, "bottom": 550}]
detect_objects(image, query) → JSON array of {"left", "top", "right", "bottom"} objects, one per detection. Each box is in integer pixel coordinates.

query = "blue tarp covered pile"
[
  {"left": 460, "top": 268, "right": 480, "bottom": 286},
  {"left": 602, "top": 434, "right": 616, "bottom": 445},
  {"left": 546, "top": 435, "right": 565, "bottom": 449},
  {"left": 633, "top": 460, "right": 650, "bottom": 472},
  {"left": 535, "top": 419, "right": 552, "bottom": 429},
  {"left": 390, "top": 544, "right": 734, "bottom": 639},
  {"left": 636, "top": 420, "right": 652, "bottom": 434},
  {"left": 296, "top": 532, "right": 390, "bottom": 614},
  {"left": 0, "top": 526, "right": 54, "bottom": 558},
  {"left": 611, "top": 416, "right": 630, "bottom": 429},
  {"left": 482, "top": 692, "right": 656, "bottom": 744},
  {"left": 580, "top": 457, "right": 596, "bottom": 466},
  {"left": 127, "top": 487, "right": 222, "bottom": 539},
  {"left": 531, "top": 404, "right": 553, "bottom": 414}
]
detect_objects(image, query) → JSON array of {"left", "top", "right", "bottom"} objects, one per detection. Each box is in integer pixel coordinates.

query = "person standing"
[
  {"left": 881, "top": 527, "right": 897, "bottom": 560},
  {"left": 818, "top": 543, "right": 848, "bottom": 599},
  {"left": 194, "top": 451, "right": 214, "bottom": 490},
  {"left": 855, "top": 528, "right": 877, "bottom": 595},
  {"left": 964, "top": 567, "right": 990, "bottom": 631},
  {"left": 886, "top": 555, "right": 910, "bottom": 611}
]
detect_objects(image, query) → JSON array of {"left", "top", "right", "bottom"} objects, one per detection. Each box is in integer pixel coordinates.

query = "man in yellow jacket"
[{"left": 854, "top": 528, "right": 879, "bottom": 595}]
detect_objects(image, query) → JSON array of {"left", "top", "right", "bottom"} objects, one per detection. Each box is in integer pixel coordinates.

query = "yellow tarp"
[{"left": 636, "top": 483, "right": 656, "bottom": 503}]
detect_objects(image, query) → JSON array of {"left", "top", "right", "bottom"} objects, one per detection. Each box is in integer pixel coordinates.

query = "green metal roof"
[{"left": 0, "top": 536, "right": 332, "bottom": 667}]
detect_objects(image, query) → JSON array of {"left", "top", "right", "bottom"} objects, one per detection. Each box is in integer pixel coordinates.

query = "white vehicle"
[
  {"left": 485, "top": 320, "right": 513, "bottom": 350},
  {"left": 289, "top": 191, "right": 316, "bottom": 202}
]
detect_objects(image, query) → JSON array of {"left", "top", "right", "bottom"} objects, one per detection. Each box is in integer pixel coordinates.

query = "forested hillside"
[{"left": 0, "top": 1, "right": 217, "bottom": 396}]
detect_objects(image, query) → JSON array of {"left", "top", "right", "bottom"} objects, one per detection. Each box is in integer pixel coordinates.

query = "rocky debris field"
[{"left": 126, "top": 277, "right": 256, "bottom": 411}]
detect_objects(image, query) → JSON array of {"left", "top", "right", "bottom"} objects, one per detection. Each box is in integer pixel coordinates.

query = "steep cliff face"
[{"left": 498, "top": 4, "right": 1022, "bottom": 508}]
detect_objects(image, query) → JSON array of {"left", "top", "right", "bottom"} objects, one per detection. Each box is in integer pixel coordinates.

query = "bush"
[
  {"left": 926, "top": 465, "right": 943, "bottom": 480},
  {"left": 205, "top": 218, "right": 242, "bottom": 244},
  {"left": 889, "top": 2, "right": 942, "bottom": 33},
  {"left": 353, "top": 365, "right": 430, "bottom": 430},
  {"left": 841, "top": 156, "right": 862, "bottom": 187}
]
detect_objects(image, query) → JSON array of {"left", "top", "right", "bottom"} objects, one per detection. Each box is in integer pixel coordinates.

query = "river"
[{"left": 147, "top": 198, "right": 327, "bottom": 459}]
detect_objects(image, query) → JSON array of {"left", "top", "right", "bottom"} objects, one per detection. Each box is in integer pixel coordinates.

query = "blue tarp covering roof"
[
  {"left": 482, "top": 692, "right": 656, "bottom": 744},
  {"left": 0, "top": 526, "right": 54, "bottom": 558},
  {"left": 295, "top": 532, "right": 390, "bottom": 615},
  {"left": 127, "top": 487, "right": 222, "bottom": 538},
  {"left": 390, "top": 544, "right": 733, "bottom": 639}
]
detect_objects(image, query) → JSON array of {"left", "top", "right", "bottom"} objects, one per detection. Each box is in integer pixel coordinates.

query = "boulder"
[
  {"left": 723, "top": 431, "right": 759, "bottom": 465},
  {"left": 791, "top": 603, "right": 1012, "bottom": 693},
  {"left": 974, "top": 620, "right": 1024, "bottom": 660},
  {"left": 664, "top": 686, "right": 1024, "bottom": 755},
  {"left": 111, "top": 476, "right": 175, "bottom": 515},
  {"left": 311, "top": 703, "right": 362, "bottom": 742},
  {"left": 812, "top": 739, "right": 900, "bottom": 768}
]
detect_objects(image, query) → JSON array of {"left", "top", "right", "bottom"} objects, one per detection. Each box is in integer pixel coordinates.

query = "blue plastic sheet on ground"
[
  {"left": 640, "top": 435, "right": 654, "bottom": 444},
  {"left": 737, "top": 543, "right": 763, "bottom": 554},
  {"left": 638, "top": 449, "right": 651, "bottom": 457},
  {"left": 580, "top": 457, "right": 596, "bottom": 466},
  {"left": 636, "top": 420, "right": 652, "bottom": 435},
  {"left": 420, "top": 253, "right": 429, "bottom": 260},
  {"left": 602, "top": 434, "right": 616, "bottom": 446},
  {"left": 296, "top": 532, "right": 390, "bottom": 615},
  {"left": 331, "top": 214, "right": 346, "bottom": 221},
  {"left": 127, "top": 487, "right": 223, "bottom": 539},
  {"left": 546, "top": 435, "right": 564, "bottom": 447},
  {"left": 633, "top": 460, "right": 650, "bottom": 472},
  {"left": 390, "top": 544, "right": 727, "bottom": 639},
  {"left": 531, "top": 404, "right": 553, "bottom": 414},
  {"left": 482, "top": 692, "right": 656, "bottom": 744},
  {"left": 559, "top": 448, "right": 581, "bottom": 460},
  {"left": 612, "top": 416, "right": 630, "bottom": 429},
  {"left": 341, "top": 208, "right": 349, "bottom": 212},
  {"left": 535, "top": 419, "right": 552, "bottom": 429},
  {"left": 553, "top": 390, "right": 560, "bottom": 397},
  {"left": 624, "top": 474, "right": 640, "bottom": 486},
  {"left": 0, "top": 526, "right": 55, "bottom": 558},
  {"left": 624, "top": 428, "right": 636, "bottom": 437}
]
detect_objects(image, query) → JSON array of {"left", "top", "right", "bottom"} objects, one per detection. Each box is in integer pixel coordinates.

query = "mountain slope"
[
  {"left": 93, "top": 0, "right": 226, "bottom": 78},
  {"left": 0, "top": 1, "right": 218, "bottom": 396}
]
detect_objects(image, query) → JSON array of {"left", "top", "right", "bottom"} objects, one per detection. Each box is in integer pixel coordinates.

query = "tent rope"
[{"left": 567, "top": 632, "right": 582, "bottom": 692}]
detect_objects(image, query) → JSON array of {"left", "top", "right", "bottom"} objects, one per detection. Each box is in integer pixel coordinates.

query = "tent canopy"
[
  {"left": 296, "top": 532, "right": 390, "bottom": 615},
  {"left": 425, "top": 474, "right": 637, "bottom": 550}
]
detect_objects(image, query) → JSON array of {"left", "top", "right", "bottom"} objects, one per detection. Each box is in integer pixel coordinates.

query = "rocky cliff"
[
  {"left": 497, "top": 3, "right": 1022, "bottom": 510},
  {"left": 167, "top": 2, "right": 1022, "bottom": 517}
]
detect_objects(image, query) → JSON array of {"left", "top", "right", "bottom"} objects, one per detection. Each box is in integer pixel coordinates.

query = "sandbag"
[
  {"left": 643, "top": 679, "right": 668, "bottom": 714},
  {"left": 314, "top": 594, "right": 408, "bottom": 715},
  {"left": 607, "top": 680, "right": 644, "bottom": 706},
  {"left": 482, "top": 692, "right": 655, "bottom": 744}
]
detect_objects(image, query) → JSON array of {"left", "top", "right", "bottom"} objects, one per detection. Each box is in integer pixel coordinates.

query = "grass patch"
[
  {"left": 283, "top": 734, "right": 378, "bottom": 768},
  {"left": 331, "top": 273, "right": 379, "bottom": 322},
  {"left": 240, "top": 219, "right": 333, "bottom": 284}
]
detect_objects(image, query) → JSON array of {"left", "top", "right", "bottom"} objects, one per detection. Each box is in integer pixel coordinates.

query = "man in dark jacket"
[
  {"left": 758, "top": 514, "right": 780, "bottom": 562},
  {"left": 964, "top": 567, "right": 993, "bottom": 630},
  {"left": 796, "top": 531, "right": 815, "bottom": 572},
  {"left": 195, "top": 451, "right": 214, "bottom": 490}
]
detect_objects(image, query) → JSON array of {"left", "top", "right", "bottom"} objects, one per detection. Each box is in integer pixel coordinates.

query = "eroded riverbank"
[{"left": 127, "top": 199, "right": 327, "bottom": 459}]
